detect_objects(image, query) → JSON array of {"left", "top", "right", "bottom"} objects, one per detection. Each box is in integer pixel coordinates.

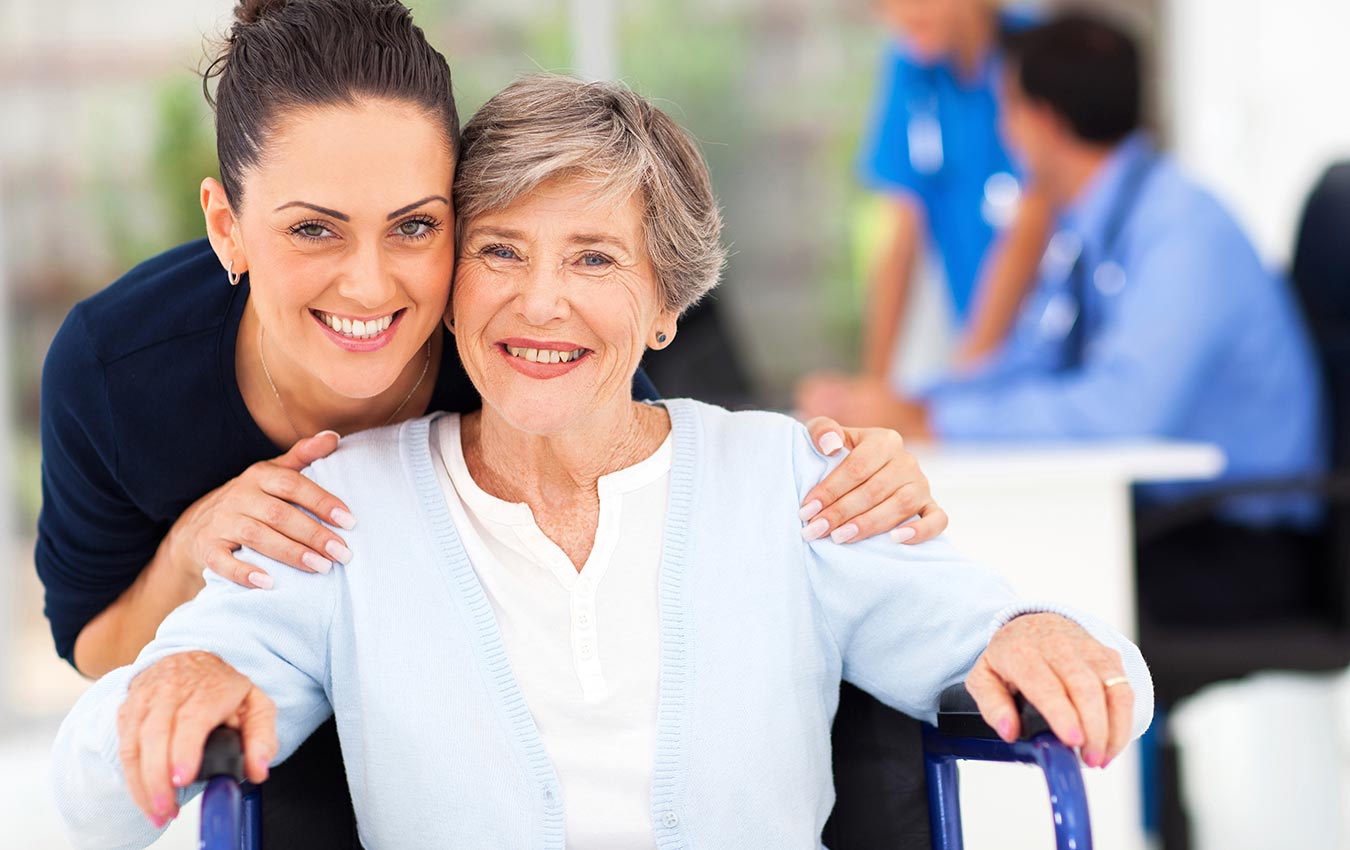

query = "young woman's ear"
[{"left": 201, "top": 177, "right": 246, "bottom": 278}]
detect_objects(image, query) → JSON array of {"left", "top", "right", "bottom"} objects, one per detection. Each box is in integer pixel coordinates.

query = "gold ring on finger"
[{"left": 1102, "top": 676, "right": 1129, "bottom": 689}]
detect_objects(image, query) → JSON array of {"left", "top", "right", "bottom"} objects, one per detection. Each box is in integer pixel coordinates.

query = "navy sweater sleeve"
[{"left": 36, "top": 306, "right": 169, "bottom": 664}]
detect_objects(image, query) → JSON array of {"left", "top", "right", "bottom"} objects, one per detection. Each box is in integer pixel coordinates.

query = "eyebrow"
[
  {"left": 569, "top": 234, "right": 631, "bottom": 255},
  {"left": 272, "top": 195, "right": 450, "bottom": 222},
  {"left": 386, "top": 195, "right": 450, "bottom": 220},
  {"left": 464, "top": 227, "right": 631, "bottom": 253}
]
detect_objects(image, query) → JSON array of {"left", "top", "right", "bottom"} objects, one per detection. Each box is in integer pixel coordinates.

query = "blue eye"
[
  {"left": 482, "top": 245, "right": 519, "bottom": 260},
  {"left": 580, "top": 253, "right": 612, "bottom": 267}
]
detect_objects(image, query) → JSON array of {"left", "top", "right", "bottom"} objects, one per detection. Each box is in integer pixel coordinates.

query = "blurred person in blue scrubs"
[
  {"left": 800, "top": 0, "right": 1053, "bottom": 403},
  {"left": 800, "top": 13, "right": 1328, "bottom": 623}
]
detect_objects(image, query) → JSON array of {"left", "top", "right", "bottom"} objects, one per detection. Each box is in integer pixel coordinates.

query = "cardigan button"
[{"left": 661, "top": 812, "right": 679, "bottom": 828}]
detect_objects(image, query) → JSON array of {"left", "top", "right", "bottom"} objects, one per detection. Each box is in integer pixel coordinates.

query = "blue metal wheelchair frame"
[
  {"left": 199, "top": 691, "right": 1093, "bottom": 850},
  {"left": 923, "top": 724, "right": 1093, "bottom": 850}
]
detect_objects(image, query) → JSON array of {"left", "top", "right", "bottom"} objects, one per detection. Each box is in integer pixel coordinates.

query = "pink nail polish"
[
  {"left": 301, "top": 552, "right": 332, "bottom": 574},
  {"left": 325, "top": 540, "right": 353, "bottom": 564},
  {"left": 830, "top": 523, "right": 859, "bottom": 544},
  {"left": 997, "top": 718, "right": 1013, "bottom": 740},
  {"left": 331, "top": 508, "right": 356, "bottom": 530},
  {"left": 247, "top": 571, "right": 274, "bottom": 590},
  {"left": 1084, "top": 749, "right": 1103, "bottom": 768},
  {"left": 890, "top": 526, "right": 917, "bottom": 544},
  {"left": 149, "top": 814, "right": 166, "bottom": 829},
  {"left": 798, "top": 499, "right": 823, "bottom": 522},
  {"left": 1067, "top": 728, "right": 1085, "bottom": 747},
  {"left": 818, "top": 431, "right": 845, "bottom": 455},
  {"left": 800, "top": 517, "right": 830, "bottom": 541},
  {"left": 171, "top": 767, "right": 187, "bottom": 787}
]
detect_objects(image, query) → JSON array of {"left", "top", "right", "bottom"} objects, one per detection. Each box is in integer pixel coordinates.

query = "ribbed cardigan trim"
[{"left": 395, "top": 401, "right": 699, "bottom": 849}]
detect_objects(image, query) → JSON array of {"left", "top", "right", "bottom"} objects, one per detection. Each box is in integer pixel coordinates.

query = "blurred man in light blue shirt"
[{"left": 801, "top": 14, "right": 1327, "bottom": 621}]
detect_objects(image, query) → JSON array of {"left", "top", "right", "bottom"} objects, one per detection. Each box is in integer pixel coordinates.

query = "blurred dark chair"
[
  {"left": 1138, "top": 161, "right": 1350, "bottom": 705},
  {"left": 639, "top": 294, "right": 753, "bottom": 407},
  {"left": 1136, "top": 162, "right": 1350, "bottom": 849}
]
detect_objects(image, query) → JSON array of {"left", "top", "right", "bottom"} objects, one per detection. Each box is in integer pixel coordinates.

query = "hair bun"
[{"left": 234, "top": 0, "right": 289, "bottom": 25}]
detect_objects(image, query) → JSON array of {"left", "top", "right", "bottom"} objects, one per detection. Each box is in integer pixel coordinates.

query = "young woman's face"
[{"left": 231, "top": 98, "right": 455, "bottom": 400}]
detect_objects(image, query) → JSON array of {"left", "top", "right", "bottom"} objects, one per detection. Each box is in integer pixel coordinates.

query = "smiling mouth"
[
  {"left": 312, "top": 309, "right": 402, "bottom": 341},
  {"left": 501, "top": 344, "right": 591, "bottom": 364}
]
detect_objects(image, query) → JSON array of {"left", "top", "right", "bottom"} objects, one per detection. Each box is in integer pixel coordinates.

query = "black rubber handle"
[
  {"left": 197, "top": 726, "right": 246, "bottom": 783},
  {"left": 936, "top": 682, "right": 1053, "bottom": 740}
]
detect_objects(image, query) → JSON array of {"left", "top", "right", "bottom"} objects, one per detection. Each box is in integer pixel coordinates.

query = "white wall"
[{"left": 1164, "top": 0, "right": 1350, "bottom": 266}]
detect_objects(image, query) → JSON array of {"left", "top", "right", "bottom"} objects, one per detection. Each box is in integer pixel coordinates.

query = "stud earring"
[
  {"left": 227, "top": 261, "right": 241, "bottom": 286},
  {"left": 656, "top": 331, "right": 668, "bottom": 344}
]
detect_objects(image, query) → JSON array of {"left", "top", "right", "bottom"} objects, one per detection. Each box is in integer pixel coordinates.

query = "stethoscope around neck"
[{"left": 1034, "top": 153, "right": 1160, "bottom": 370}]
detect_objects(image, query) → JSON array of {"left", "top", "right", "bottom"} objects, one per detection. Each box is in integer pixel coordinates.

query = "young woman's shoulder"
[{"left": 65, "top": 237, "right": 235, "bottom": 365}]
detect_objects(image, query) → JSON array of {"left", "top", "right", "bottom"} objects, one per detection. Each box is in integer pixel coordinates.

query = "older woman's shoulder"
[
  {"left": 301, "top": 413, "right": 442, "bottom": 492},
  {"left": 667, "top": 398, "right": 815, "bottom": 458}
]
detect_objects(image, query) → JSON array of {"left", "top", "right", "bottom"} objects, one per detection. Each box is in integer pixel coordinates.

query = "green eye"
[
  {"left": 298, "top": 223, "right": 328, "bottom": 238},
  {"left": 399, "top": 221, "right": 424, "bottom": 237}
]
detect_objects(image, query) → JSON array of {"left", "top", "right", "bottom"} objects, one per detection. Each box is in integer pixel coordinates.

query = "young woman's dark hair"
[
  {"left": 204, "top": 0, "right": 460, "bottom": 207},
  {"left": 1001, "top": 13, "right": 1142, "bottom": 146}
]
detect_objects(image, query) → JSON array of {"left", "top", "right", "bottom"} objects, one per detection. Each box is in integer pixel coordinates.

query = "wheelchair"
[{"left": 195, "top": 682, "right": 1094, "bottom": 850}]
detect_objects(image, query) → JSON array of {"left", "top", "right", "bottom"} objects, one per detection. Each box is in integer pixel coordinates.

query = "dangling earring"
[{"left": 228, "top": 260, "right": 241, "bottom": 286}]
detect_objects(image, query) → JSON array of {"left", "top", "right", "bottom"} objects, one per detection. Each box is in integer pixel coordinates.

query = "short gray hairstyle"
[{"left": 454, "top": 74, "right": 726, "bottom": 314}]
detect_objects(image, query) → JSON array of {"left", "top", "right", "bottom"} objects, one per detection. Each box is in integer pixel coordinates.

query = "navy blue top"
[{"left": 37, "top": 238, "right": 659, "bottom": 663}]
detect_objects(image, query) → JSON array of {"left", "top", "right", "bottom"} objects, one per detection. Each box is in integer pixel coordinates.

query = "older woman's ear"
[{"left": 649, "top": 314, "right": 677, "bottom": 350}]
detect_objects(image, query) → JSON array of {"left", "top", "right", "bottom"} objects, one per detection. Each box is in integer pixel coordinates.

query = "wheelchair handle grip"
[
  {"left": 936, "top": 682, "right": 1052, "bottom": 741},
  {"left": 197, "top": 726, "right": 246, "bottom": 784}
]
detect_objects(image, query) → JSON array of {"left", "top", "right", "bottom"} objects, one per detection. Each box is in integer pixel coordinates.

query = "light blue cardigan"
[{"left": 52, "top": 399, "right": 1153, "bottom": 850}]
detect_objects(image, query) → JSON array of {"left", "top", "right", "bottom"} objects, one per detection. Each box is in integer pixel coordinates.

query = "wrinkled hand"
[
  {"left": 800, "top": 417, "right": 948, "bottom": 544},
  {"left": 795, "top": 372, "right": 931, "bottom": 439},
  {"left": 966, "top": 613, "right": 1134, "bottom": 768},
  {"left": 170, "top": 432, "right": 354, "bottom": 589},
  {"left": 117, "top": 651, "right": 276, "bottom": 828}
]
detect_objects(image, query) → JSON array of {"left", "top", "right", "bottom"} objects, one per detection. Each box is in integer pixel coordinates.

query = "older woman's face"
[
  {"left": 231, "top": 98, "right": 455, "bottom": 400},
  {"left": 452, "top": 177, "right": 674, "bottom": 435}
]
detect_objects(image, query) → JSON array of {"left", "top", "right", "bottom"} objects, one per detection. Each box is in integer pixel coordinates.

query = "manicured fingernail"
[
  {"left": 325, "top": 540, "right": 353, "bottom": 564},
  {"left": 331, "top": 508, "right": 356, "bottom": 530},
  {"left": 301, "top": 552, "right": 332, "bottom": 574},
  {"left": 247, "top": 571, "right": 274, "bottom": 590},
  {"left": 798, "top": 499, "right": 823, "bottom": 521},
  {"left": 830, "top": 523, "right": 859, "bottom": 544},
  {"left": 801, "top": 517, "right": 830, "bottom": 541},
  {"left": 152, "top": 793, "right": 169, "bottom": 816},
  {"left": 890, "top": 526, "right": 917, "bottom": 544},
  {"left": 818, "top": 431, "right": 844, "bottom": 455},
  {"left": 316, "top": 430, "right": 340, "bottom": 441},
  {"left": 171, "top": 766, "right": 188, "bottom": 787},
  {"left": 1084, "top": 749, "right": 1103, "bottom": 768},
  {"left": 150, "top": 813, "right": 166, "bottom": 829},
  {"left": 1066, "top": 727, "right": 1084, "bottom": 747},
  {"left": 997, "top": 717, "right": 1013, "bottom": 740}
]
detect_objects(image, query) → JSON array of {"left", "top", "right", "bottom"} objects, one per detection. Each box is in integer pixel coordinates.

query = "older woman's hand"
[
  {"left": 966, "top": 613, "right": 1134, "bottom": 769},
  {"left": 116, "top": 652, "right": 276, "bottom": 828},
  {"left": 799, "top": 417, "right": 948, "bottom": 545}
]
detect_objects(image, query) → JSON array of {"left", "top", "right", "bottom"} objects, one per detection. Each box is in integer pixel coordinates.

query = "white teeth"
[
  {"left": 317, "top": 311, "right": 396, "bottom": 340},
  {"left": 505, "top": 345, "right": 587, "bottom": 364}
]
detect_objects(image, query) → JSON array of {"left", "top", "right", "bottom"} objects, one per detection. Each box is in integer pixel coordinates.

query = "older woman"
[{"left": 53, "top": 75, "right": 1151, "bottom": 849}]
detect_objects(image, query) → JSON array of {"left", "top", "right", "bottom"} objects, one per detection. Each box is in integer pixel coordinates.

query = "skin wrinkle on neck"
[{"left": 459, "top": 400, "right": 670, "bottom": 569}]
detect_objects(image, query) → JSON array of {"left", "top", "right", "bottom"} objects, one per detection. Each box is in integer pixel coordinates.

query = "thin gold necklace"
[{"left": 259, "top": 325, "right": 433, "bottom": 441}]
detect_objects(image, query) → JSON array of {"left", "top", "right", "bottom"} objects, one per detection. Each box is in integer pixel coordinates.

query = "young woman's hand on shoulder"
[{"left": 167, "top": 431, "right": 355, "bottom": 589}]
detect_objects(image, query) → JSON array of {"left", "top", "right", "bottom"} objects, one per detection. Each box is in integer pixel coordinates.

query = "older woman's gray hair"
[{"left": 454, "top": 74, "right": 726, "bottom": 314}]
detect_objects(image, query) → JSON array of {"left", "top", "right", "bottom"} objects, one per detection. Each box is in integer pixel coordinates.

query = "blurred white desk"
[{"left": 913, "top": 440, "right": 1226, "bottom": 850}]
